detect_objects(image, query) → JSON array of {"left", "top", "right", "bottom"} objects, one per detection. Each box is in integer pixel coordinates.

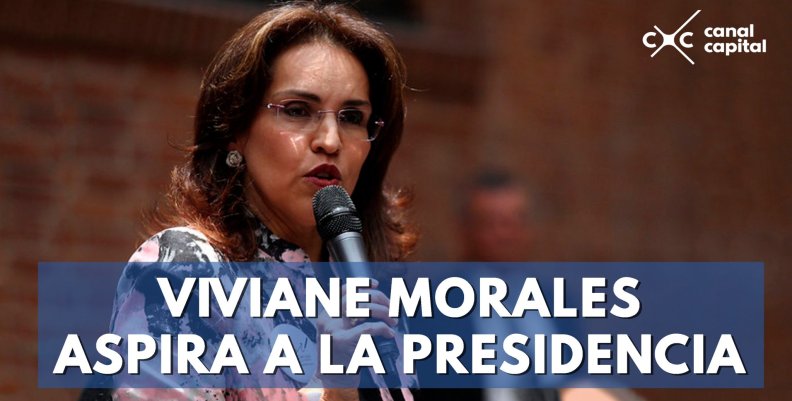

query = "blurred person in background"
[
  {"left": 459, "top": 169, "right": 536, "bottom": 263},
  {"left": 453, "top": 169, "right": 557, "bottom": 401},
  {"left": 456, "top": 168, "right": 643, "bottom": 401}
]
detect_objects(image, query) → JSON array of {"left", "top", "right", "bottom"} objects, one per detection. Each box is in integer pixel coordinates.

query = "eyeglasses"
[{"left": 265, "top": 100, "right": 384, "bottom": 142}]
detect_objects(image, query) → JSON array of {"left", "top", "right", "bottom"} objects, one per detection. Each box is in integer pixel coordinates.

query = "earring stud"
[{"left": 226, "top": 150, "right": 243, "bottom": 168}]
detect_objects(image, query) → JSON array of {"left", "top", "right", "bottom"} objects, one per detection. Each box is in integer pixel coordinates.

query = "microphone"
[
  {"left": 312, "top": 185, "right": 402, "bottom": 388},
  {"left": 312, "top": 185, "right": 368, "bottom": 265}
]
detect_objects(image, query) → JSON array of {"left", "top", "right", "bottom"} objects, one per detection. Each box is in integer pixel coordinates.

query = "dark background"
[{"left": 0, "top": 0, "right": 789, "bottom": 400}]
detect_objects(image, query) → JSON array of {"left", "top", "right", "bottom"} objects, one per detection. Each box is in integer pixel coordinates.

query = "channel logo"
[
  {"left": 642, "top": 10, "right": 700, "bottom": 64},
  {"left": 642, "top": 10, "right": 767, "bottom": 65}
]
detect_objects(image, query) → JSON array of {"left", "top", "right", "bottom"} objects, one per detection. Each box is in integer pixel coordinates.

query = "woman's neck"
[
  {"left": 247, "top": 205, "right": 324, "bottom": 261},
  {"left": 243, "top": 185, "right": 324, "bottom": 261},
  {"left": 302, "top": 236, "right": 323, "bottom": 261}
]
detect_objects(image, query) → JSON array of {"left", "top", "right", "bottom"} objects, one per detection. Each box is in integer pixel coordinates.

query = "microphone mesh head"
[{"left": 312, "top": 185, "right": 363, "bottom": 240}]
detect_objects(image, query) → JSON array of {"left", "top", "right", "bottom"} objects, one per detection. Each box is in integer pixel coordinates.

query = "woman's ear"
[{"left": 228, "top": 136, "right": 247, "bottom": 153}]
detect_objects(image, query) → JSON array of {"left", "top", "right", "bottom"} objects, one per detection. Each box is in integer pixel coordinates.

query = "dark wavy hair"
[{"left": 149, "top": 1, "right": 416, "bottom": 261}]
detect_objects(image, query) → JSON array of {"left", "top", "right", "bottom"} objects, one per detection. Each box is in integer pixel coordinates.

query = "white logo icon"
[{"left": 643, "top": 10, "right": 701, "bottom": 65}]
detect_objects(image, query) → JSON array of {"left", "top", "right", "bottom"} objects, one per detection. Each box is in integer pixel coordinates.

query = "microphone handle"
[
  {"left": 327, "top": 232, "right": 368, "bottom": 264},
  {"left": 327, "top": 232, "right": 402, "bottom": 388}
]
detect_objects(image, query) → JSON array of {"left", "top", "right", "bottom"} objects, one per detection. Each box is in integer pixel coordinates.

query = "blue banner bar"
[{"left": 38, "top": 262, "right": 763, "bottom": 389}]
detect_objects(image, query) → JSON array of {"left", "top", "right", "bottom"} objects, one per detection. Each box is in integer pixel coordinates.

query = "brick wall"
[
  {"left": 397, "top": 2, "right": 791, "bottom": 400},
  {"left": 1, "top": 0, "right": 790, "bottom": 400},
  {"left": 0, "top": 46, "right": 200, "bottom": 400}
]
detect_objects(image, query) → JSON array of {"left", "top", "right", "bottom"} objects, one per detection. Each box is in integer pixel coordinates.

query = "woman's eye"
[
  {"left": 282, "top": 103, "right": 312, "bottom": 118},
  {"left": 338, "top": 109, "right": 365, "bottom": 125}
]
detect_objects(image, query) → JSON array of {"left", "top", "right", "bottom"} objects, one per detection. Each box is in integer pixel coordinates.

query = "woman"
[{"left": 108, "top": 2, "right": 416, "bottom": 400}]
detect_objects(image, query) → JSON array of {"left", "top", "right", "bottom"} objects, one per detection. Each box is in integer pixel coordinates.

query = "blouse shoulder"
[{"left": 128, "top": 226, "right": 226, "bottom": 263}]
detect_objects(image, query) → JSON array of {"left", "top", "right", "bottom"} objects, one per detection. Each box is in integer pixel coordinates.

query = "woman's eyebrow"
[
  {"left": 271, "top": 89, "right": 321, "bottom": 102},
  {"left": 342, "top": 99, "right": 372, "bottom": 108}
]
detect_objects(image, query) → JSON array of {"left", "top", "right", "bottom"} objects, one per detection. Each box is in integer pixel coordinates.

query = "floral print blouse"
[{"left": 109, "top": 220, "right": 414, "bottom": 401}]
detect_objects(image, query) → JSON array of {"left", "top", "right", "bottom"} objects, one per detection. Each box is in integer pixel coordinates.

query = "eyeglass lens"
[{"left": 271, "top": 101, "right": 381, "bottom": 141}]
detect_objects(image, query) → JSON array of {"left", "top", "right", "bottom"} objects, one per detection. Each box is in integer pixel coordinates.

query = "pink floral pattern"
[{"left": 110, "top": 221, "right": 416, "bottom": 400}]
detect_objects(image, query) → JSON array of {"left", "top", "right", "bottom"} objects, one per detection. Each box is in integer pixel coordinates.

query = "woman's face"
[{"left": 234, "top": 41, "right": 372, "bottom": 243}]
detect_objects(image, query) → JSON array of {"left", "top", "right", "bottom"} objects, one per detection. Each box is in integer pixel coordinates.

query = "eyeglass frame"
[{"left": 264, "top": 102, "right": 385, "bottom": 142}]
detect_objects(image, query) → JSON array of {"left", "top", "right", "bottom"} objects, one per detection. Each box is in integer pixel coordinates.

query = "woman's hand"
[{"left": 315, "top": 279, "right": 398, "bottom": 388}]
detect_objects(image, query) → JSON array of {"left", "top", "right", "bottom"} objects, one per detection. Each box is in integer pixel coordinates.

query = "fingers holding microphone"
[
  {"left": 343, "top": 280, "right": 399, "bottom": 330},
  {"left": 315, "top": 279, "right": 398, "bottom": 387},
  {"left": 313, "top": 186, "right": 404, "bottom": 388}
]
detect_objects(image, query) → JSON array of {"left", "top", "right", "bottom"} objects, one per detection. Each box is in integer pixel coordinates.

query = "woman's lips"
[
  {"left": 304, "top": 164, "right": 341, "bottom": 188},
  {"left": 304, "top": 176, "right": 341, "bottom": 187}
]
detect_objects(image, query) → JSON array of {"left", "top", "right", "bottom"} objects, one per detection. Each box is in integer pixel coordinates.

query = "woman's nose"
[{"left": 310, "top": 113, "right": 342, "bottom": 154}]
